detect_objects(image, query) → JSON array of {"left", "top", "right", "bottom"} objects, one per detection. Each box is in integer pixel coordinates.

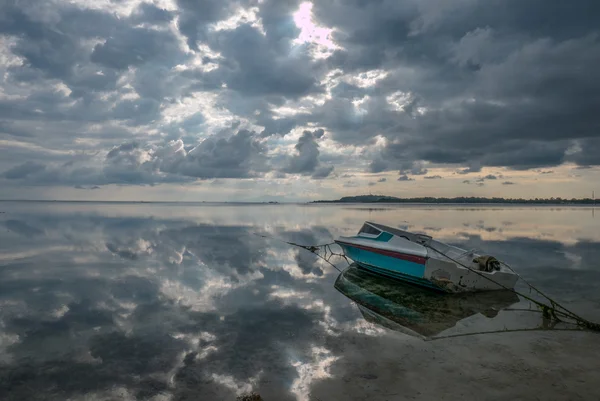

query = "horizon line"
[{"left": 0, "top": 196, "right": 596, "bottom": 204}]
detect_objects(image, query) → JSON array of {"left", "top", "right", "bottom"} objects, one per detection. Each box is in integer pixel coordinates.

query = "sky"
[{"left": 0, "top": 0, "right": 599, "bottom": 202}]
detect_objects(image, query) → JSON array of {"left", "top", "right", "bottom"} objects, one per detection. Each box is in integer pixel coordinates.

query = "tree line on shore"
[{"left": 312, "top": 195, "right": 597, "bottom": 204}]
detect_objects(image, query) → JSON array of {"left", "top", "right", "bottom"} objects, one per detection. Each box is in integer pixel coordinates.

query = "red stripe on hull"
[{"left": 336, "top": 241, "right": 427, "bottom": 265}]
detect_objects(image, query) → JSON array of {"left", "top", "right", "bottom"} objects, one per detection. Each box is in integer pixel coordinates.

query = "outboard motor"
[{"left": 473, "top": 255, "right": 501, "bottom": 272}]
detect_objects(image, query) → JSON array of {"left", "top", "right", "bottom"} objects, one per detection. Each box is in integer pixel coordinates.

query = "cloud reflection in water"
[{"left": 0, "top": 203, "right": 599, "bottom": 400}]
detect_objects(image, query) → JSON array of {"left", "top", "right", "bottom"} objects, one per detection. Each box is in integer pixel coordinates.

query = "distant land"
[
  {"left": 312, "top": 195, "right": 597, "bottom": 204},
  {"left": 0, "top": 196, "right": 596, "bottom": 205}
]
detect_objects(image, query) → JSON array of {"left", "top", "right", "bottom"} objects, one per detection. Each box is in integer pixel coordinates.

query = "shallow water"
[{"left": 1, "top": 202, "right": 599, "bottom": 400}]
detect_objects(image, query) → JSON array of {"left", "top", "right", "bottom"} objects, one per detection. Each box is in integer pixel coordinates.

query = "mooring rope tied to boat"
[
  {"left": 255, "top": 232, "right": 600, "bottom": 334},
  {"left": 423, "top": 242, "right": 600, "bottom": 332},
  {"left": 253, "top": 233, "right": 347, "bottom": 273}
]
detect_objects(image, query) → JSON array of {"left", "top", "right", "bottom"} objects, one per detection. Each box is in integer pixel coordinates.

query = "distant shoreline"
[{"left": 311, "top": 195, "right": 597, "bottom": 205}]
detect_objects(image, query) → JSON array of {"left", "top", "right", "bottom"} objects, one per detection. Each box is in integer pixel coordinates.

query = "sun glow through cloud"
[{"left": 293, "top": 2, "right": 339, "bottom": 58}]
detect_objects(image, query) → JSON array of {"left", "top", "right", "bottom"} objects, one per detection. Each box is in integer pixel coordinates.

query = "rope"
[
  {"left": 255, "top": 231, "right": 600, "bottom": 334},
  {"left": 426, "top": 327, "right": 585, "bottom": 341},
  {"left": 253, "top": 233, "right": 349, "bottom": 273},
  {"left": 499, "top": 261, "right": 586, "bottom": 324},
  {"left": 423, "top": 243, "right": 600, "bottom": 332}
]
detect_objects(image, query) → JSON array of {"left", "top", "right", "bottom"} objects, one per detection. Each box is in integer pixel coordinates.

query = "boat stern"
[{"left": 423, "top": 256, "right": 519, "bottom": 293}]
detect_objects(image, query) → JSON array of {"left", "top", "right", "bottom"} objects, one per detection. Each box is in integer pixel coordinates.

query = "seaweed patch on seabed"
[{"left": 259, "top": 233, "right": 600, "bottom": 340}]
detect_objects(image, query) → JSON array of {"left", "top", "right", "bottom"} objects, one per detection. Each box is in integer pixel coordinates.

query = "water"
[{"left": 1, "top": 202, "right": 599, "bottom": 401}]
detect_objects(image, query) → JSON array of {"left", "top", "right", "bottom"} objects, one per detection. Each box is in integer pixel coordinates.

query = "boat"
[
  {"left": 334, "top": 264, "right": 520, "bottom": 338},
  {"left": 335, "top": 221, "right": 519, "bottom": 293}
]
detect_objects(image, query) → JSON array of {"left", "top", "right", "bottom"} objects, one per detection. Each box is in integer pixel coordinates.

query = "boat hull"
[
  {"left": 335, "top": 222, "right": 519, "bottom": 293},
  {"left": 355, "top": 261, "right": 444, "bottom": 292},
  {"left": 336, "top": 240, "right": 444, "bottom": 292}
]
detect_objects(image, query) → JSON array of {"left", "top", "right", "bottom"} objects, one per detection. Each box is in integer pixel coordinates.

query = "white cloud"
[
  {"left": 293, "top": 2, "right": 340, "bottom": 58},
  {"left": 212, "top": 6, "right": 264, "bottom": 34}
]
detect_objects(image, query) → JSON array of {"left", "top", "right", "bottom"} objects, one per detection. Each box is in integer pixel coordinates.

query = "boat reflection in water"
[{"left": 334, "top": 264, "right": 520, "bottom": 339}]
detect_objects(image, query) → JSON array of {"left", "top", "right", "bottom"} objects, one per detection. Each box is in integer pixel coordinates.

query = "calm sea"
[{"left": 1, "top": 202, "right": 599, "bottom": 400}]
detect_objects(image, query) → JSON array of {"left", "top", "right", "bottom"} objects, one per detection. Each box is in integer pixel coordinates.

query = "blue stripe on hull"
[
  {"left": 340, "top": 243, "right": 426, "bottom": 278},
  {"left": 356, "top": 262, "right": 444, "bottom": 292},
  {"left": 339, "top": 243, "right": 445, "bottom": 292}
]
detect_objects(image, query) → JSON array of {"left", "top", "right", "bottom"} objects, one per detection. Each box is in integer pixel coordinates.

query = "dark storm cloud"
[
  {"left": 74, "top": 185, "right": 101, "bottom": 190},
  {"left": 130, "top": 2, "right": 175, "bottom": 25},
  {"left": 180, "top": 112, "right": 206, "bottom": 133},
  {"left": 207, "top": 24, "right": 324, "bottom": 97},
  {"left": 282, "top": 129, "right": 333, "bottom": 178},
  {"left": 309, "top": 0, "right": 600, "bottom": 171},
  {"left": 90, "top": 27, "right": 182, "bottom": 70},
  {"left": 175, "top": 0, "right": 243, "bottom": 50},
  {"left": 314, "top": 1, "right": 417, "bottom": 71},
  {"left": 457, "top": 164, "right": 482, "bottom": 174},
  {"left": 1, "top": 0, "right": 600, "bottom": 192},
  {"left": 258, "top": 116, "right": 298, "bottom": 138},
  {"left": 312, "top": 165, "right": 335, "bottom": 179},
  {"left": 565, "top": 138, "right": 600, "bottom": 166},
  {"left": 2, "top": 161, "right": 45, "bottom": 179},
  {"left": 0, "top": 4, "right": 94, "bottom": 83},
  {"left": 172, "top": 130, "right": 270, "bottom": 179},
  {"left": 371, "top": 157, "right": 431, "bottom": 179},
  {"left": 257, "top": 0, "right": 302, "bottom": 43},
  {"left": 283, "top": 130, "right": 323, "bottom": 174},
  {"left": 0, "top": 121, "right": 33, "bottom": 138},
  {"left": 311, "top": 95, "right": 400, "bottom": 147},
  {"left": 368, "top": 158, "right": 388, "bottom": 174},
  {"left": 0, "top": 0, "right": 192, "bottom": 167},
  {"left": 103, "top": 130, "right": 270, "bottom": 182},
  {"left": 1, "top": 130, "right": 271, "bottom": 186},
  {"left": 106, "top": 142, "right": 140, "bottom": 159},
  {"left": 0, "top": 1, "right": 184, "bottom": 92}
]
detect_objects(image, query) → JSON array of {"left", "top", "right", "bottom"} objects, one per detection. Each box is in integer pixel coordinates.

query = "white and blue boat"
[{"left": 335, "top": 222, "right": 519, "bottom": 293}]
